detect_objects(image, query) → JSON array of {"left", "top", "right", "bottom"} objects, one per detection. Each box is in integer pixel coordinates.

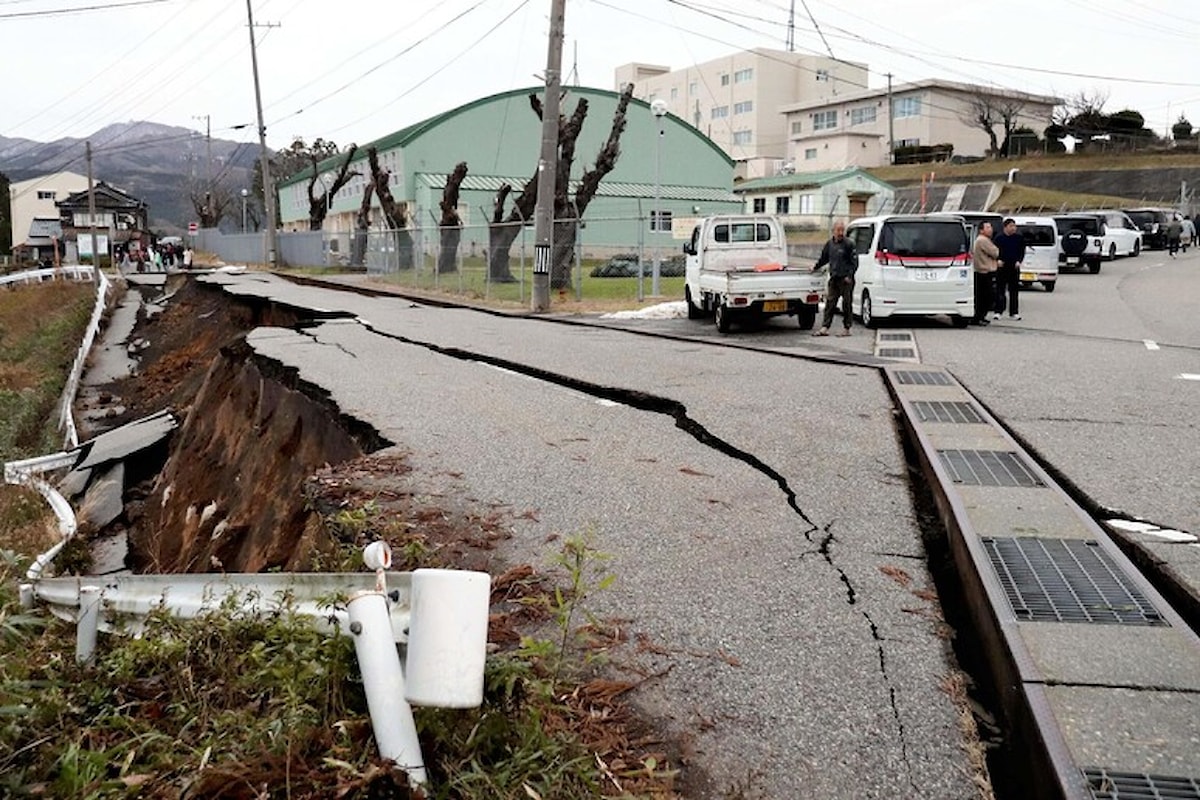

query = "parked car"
[
  {"left": 1122, "top": 208, "right": 1173, "bottom": 250},
  {"left": 929, "top": 211, "right": 1004, "bottom": 243},
  {"left": 1010, "top": 215, "right": 1060, "bottom": 292},
  {"left": 1053, "top": 214, "right": 1105, "bottom": 274},
  {"left": 1081, "top": 210, "right": 1142, "bottom": 258},
  {"left": 844, "top": 214, "right": 974, "bottom": 328}
]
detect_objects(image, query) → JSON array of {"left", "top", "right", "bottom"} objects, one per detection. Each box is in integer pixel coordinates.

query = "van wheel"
[
  {"left": 1088, "top": 261, "right": 1101, "bottom": 274},
  {"left": 1133, "top": 240, "right": 1141, "bottom": 256},
  {"left": 861, "top": 291, "right": 879, "bottom": 329},
  {"left": 1108, "top": 244, "right": 1117, "bottom": 261},
  {"left": 1043, "top": 280, "right": 1056, "bottom": 293},
  {"left": 685, "top": 286, "right": 703, "bottom": 319},
  {"left": 797, "top": 304, "right": 817, "bottom": 330},
  {"left": 715, "top": 303, "right": 731, "bottom": 333},
  {"left": 951, "top": 315, "right": 969, "bottom": 328}
]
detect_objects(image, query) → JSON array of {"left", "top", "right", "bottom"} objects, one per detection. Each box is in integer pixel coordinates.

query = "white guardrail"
[{"left": 2, "top": 269, "right": 491, "bottom": 787}]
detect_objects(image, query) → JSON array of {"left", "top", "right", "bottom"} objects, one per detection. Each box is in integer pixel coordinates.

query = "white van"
[
  {"left": 1009, "top": 216, "right": 1060, "bottom": 292},
  {"left": 844, "top": 214, "right": 974, "bottom": 328}
]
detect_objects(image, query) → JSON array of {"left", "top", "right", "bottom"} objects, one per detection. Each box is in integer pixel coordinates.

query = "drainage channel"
[{"left": 884, "top": 364, "right": 1200, "bottom": 800}]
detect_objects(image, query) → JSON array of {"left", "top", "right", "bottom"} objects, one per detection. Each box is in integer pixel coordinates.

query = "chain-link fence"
[{"left": 197, "top": 213, "right": 831, "bottom": 306}]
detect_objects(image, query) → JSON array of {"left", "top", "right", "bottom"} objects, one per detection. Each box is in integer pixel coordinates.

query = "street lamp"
[
  {"left": 240, "top": 188, "right": 249, "bottom": 233},
  {"left": 650, "top": 98, "right": 668, "bottom": 296}
]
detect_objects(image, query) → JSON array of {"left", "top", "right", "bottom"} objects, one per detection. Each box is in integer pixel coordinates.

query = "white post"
[
  {"left": 348, "top": 590, "right": 427, "bottom": 786},
  {"left": 77, "top": 585, "right": 101, "bottom": 663},
  {"left": 651, "top": 99, "right": 668, "bottom": 297}
]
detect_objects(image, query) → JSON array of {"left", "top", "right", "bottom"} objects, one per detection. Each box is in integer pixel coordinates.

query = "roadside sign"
[{"left": 188, "top": 222, "right": 198, "bottom": 234}]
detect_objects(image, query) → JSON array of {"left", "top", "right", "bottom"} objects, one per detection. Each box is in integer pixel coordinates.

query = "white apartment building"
[
  {"left": 616, "top": 49, "right": 868, "bottom": 179},
  {"left": 782, "top": 79, "right": 1059, "bottom": 171},
  {"left": 8, "top": 171, "right": 89, "bottom": 255}
]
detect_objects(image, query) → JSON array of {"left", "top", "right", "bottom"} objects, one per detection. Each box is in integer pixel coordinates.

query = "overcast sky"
[{"left": 4, "top": 0, "right": 1199, "bottom": 159}]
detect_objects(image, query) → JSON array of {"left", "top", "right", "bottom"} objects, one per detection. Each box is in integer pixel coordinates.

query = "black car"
[{"left": 1122, "top": 208, "right": 1173, "bottom": 250}]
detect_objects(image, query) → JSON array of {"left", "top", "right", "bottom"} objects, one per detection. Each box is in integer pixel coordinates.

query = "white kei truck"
[{"left": 682, "top": 215, "right": 824, "bottom": 333}]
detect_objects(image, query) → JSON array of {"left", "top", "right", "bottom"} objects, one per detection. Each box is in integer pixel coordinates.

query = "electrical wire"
[{"left": 0, "top": 0, "right": 174, "bottom": 19}]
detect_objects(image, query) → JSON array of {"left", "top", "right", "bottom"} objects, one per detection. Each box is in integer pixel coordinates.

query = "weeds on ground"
[{"left": 0, "top": 530, "right": 678, "bottom": 799}]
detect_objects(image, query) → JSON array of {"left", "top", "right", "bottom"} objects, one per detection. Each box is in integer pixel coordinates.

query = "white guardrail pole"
[{"left": 18, "top": 542, "right": 489, "bottom": 790}]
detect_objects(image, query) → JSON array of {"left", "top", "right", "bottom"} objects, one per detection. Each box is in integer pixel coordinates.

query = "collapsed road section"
[{"left": 72, "top": 271, "right": 989, "bottom": 799}]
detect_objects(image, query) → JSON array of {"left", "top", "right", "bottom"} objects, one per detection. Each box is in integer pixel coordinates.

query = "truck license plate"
[
  {"left": 1020, "top": 272, "right": 1035, "bottom": 281},
  {"left": 762, "top": 300, "right": 787, "bottom": 312}
]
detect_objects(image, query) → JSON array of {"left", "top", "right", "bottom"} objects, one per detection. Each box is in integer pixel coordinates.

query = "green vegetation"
[
  {"left": 990, "top": 184, "right": 1145, "bottom": 214},
  {"left": 867, "top": 150, "right": 1200, "bottom": 185}
]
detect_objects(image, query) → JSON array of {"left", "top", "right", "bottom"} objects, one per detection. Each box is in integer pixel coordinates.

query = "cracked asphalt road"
[{"left": 205, "top": 272, "right": 981, "bottom": 799}]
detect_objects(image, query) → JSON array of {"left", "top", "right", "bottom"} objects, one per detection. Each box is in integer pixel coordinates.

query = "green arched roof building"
[{"left": 277, "top": 85, "right": 740, "bottom": 248}]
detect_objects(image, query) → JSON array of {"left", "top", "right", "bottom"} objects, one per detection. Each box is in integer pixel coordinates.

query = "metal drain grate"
[
  {"left": 913, "top": 401, "right": 983, "bottom": 424},
  {"left": 938, "top": 449, "right": 1044, "bottom": 487},
  {"left": 1084, "top": 767, "right": 1200, "bottom": 798},
  {"left": 878, "top": 348, "right": 916, "bottom": 358},
  {"left": 984, "top": 539, "right": 1166, "bottom": 625},
  {"left": 880, "top": 333, "right": 912, "bottom": 341},
  {"left": 894, "top": 370, "right": 951, "bottom": 385}
]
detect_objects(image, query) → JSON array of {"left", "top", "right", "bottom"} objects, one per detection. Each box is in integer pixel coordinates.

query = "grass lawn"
[{"left": 990, "top": 183, "right": 1147, "bottom": 213}]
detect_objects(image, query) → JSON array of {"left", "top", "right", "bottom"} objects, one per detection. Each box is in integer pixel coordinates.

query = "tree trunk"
[
  {"left": 550, "top": 218, "right": 577, "bottom": 290},
  {"left": 350, "top": 182, "right": 374, "bottom": 267},
  {"left": 487, "top": 220, "right": 522, "bottom": 283},
  {"left": 367, "top": 146, "right": 413, "bottom": 269},
  {"left": 307, "top": 144, "right": 359, "bottom": 231},
  {"left": 437, "top": 162, "right": 468, "bottom": 274}
]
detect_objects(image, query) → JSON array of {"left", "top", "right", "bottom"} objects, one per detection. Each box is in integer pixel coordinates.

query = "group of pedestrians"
[
  {"left": 117, "top": 243, "right": 193, "bottom": 273},
  {"left": 972, "top": 219, "right": 1024, "bottom": 326},
  {"left": 1166, "top": 215, "right": 1196, "bottom": 257}
]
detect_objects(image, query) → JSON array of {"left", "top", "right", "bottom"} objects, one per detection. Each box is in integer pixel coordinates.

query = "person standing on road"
[
  {"left": 1166, "top": 215, "right": 1183, "bottom": 257},
  {"left": 183, "top": 246, "right": 194, "bottom": 269},
  {"left": 971, "top": 221, "right": 999, "bottom": 326},
  {"left": 992, "top": 218, "right": 1026, "bottom": 321},
  {"left": 1181, "top": 215, "right": 1195, "bottom": 253},
  {"left": 811, "top": 220, "right": 857, "bottom": 337}
]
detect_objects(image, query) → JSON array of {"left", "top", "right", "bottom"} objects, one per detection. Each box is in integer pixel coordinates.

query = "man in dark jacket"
[
  {"left": 811, "top": 221, "right": 857, "bottom": 336},
  {"left": 992, "top": 218, "right": 1026, "bottom": 320}
]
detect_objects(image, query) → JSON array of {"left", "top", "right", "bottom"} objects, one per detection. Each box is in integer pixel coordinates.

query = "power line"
[{"left": 0, "top": 0, "right": 173, "bottom": 19}]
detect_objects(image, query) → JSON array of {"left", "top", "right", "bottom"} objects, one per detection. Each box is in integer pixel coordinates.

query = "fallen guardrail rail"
[
  {"left": 19, "top": 542, "right": 489, "bottom": 789},
  {"left": 3, "top": 450, "right": 79, "bottom": 581}
]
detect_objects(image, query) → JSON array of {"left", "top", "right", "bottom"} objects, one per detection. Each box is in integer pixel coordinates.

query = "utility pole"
[
  {"left": 786, "top": 0, "right": 795, "bottom": 52},
  {"left": 886, "top": 73, "right": 895, "bottom": 165},
  {"left": 531, "top": 0, "right": 566, "bottom": 313},
  {"left": 85, "top": 141, "right": 100, "bottom": 283},
  {"left": 193, "top": 114, "right": 212, "bottom": 224},
  {"left": 246, "top": 0, "right": 278, "bottom": 267}
]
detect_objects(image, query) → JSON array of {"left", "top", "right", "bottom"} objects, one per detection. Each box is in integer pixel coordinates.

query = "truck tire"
[
  {"left": 1088, "top": 260, "right": 1101, "bottom": 274},
  {"left": 715, "top": 303, "right": 731, "bottom": 333},
  {"left": 797, "top": 304, "right": 817, "bottom": 330},
  {"left": 1043, "top": 280, "right": 1056, "bottom": 293},
  {"left": 685, "top": 286, "right": 704, "bottom": 319}
]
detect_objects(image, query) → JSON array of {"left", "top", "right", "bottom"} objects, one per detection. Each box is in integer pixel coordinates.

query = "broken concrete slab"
[
  {"left": 74, "top": 409, "right": 176, "bottom": 471},
  {"left": 57, "top": 466, "right": 92, "bottom": 499},
  {"left": 77, "top": 461, "right": 124, "bottom": 530}
]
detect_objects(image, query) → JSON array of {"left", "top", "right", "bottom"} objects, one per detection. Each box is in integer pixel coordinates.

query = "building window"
[
  {"left": 753, "top": 198, "right": 766, "bottom": 213},
  {"left": 37, "top": 191, "right": 56, "bottom": 200},
  {"left": 850, "top": 105, "right": 877, "bottom": 126},
  {"left": 734, "top": 68, "right": 754, "bottom": 84},
  {"left": 650, "top": 210, "right": 673, "bottom": 232},
  {"left": 732, "top": 130, "right": 752, "bottom": 145},
  {"left": 776, "top": 196, "right": 790, "bottom": 214},
  {"left": 670, "top": 87, "right": 678, "bottom": 101},
  {"left": 790, "top": 120, "right": 803, "bottom": 135},
  {"left": 734, "top": 100, "right": 754, "bottom": 115},
  {"left": 689, "top": 81, "right": 697, "bottom": 95},
  {"left": 804, "top": 148, "right": 818, "bottom": 160},
  {"left": 799, "top": 194, "right": 815, "bottom": 214},
  {"left": 720, "top": 73, "right": 730, "bottom": 87},
  {"left": 897, "top": 137, "right": 920, "bottom": 147},
  {"left": 711, "top": 105, "right": 729, "bottom": 119},
  {"left": 811, "top": 110, "right": 837, "bottom": 131},
  {"left": 895, "top": 96, "right": 922, "bottom": 118},
  {"left": 816, "top": 69, "right": 830, "bottom": 82}
]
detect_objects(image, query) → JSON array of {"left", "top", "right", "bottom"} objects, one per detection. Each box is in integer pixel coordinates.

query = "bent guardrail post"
[
  {"left": 349, "top": 541, "right": 427, "bottom": 786},
  {"left": 76, "top": 585, "right": 101, "bottom": 663}
]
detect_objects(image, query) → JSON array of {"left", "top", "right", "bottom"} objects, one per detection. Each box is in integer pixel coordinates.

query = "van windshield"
[
  {"left": 879, "top": 220, "right": 969, "bottom": 260},
  {"left": 1017, "top": 225, "right": 1056, "bottom": 246},
  {"left": 1124, "top": 210, "right": 1166, "bottom": 227},
  {"left": 1055, "top": 217, "right": 1101, "bottom": 235}
]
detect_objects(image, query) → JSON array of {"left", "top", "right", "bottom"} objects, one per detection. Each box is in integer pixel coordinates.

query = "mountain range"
[{"left": 0, "top": 121, "right": 262, "bottom": 233}]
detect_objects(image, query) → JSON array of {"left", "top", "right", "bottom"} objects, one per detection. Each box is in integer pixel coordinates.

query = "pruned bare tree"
[
  {"left": 187, "top": 180, "right": 235, "bottom": 228},
  {"left": 367, "top": 146, "right": 414, "bottom": 269},
  {"left": 306, "top": 144, "right": 359, "bottom": 231},
  {"left": 350, "top": 180, "right": 374, "bottom": 267},
  {"left": 437, "top": 162, "right": 468, "bottom": 274},
  {"left": 961, "top": 93, "right": 1027, "bottom": 157},
  {"left": 486, "top": 83, "right": 636, "bottom": 288}
]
